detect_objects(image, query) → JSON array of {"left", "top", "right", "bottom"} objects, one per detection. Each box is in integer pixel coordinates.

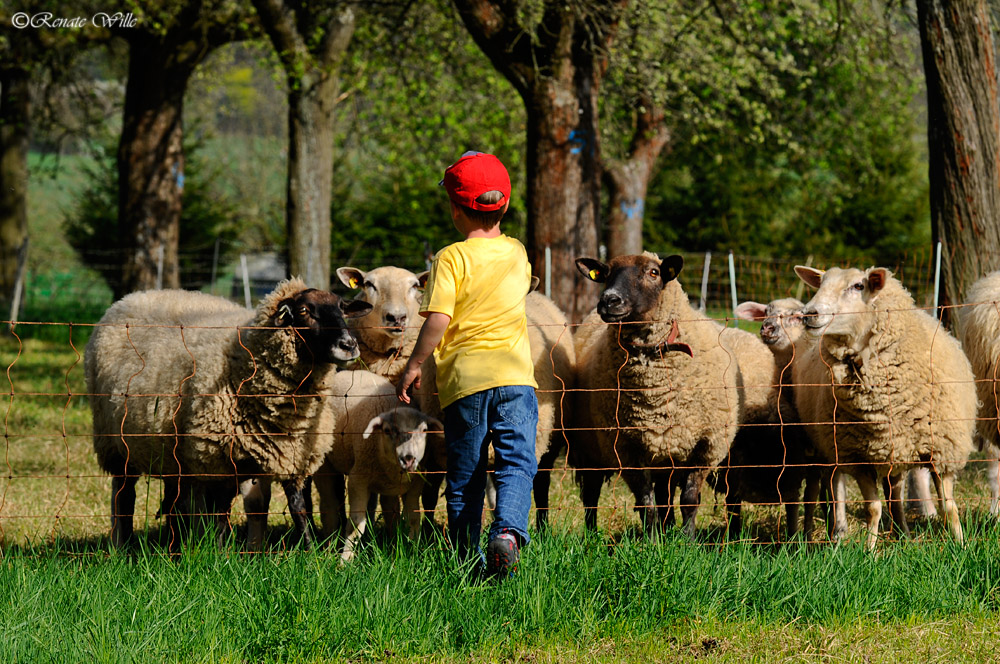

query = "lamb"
[
  {"left": 728, "top": 298, "right": 824, "bottom": 539},
  {"left": 85, "top": 279, "right": 372, "bottom": 551},
  {"left": 570, "top": 252, "right": 743, "bottom": 536},
  {"left": 956, "top": 271, "right": 1000, "bottom": 516},
  {"left": 311, "top": 370, "right": 442, "bottom": 560},
  {"left": 413, "top": 289, "right": 576, "bottom": 530},
  {"left": 792, "top": 266, "right": 976, "bottom": 549}
]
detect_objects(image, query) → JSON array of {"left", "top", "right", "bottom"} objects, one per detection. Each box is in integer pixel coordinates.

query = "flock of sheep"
[{"left": 82, "top": 253, "right": 1000, "bottom": 555}]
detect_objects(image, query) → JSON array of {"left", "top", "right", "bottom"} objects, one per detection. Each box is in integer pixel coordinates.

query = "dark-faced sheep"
[{"left": 85, "top": 279, "right": 372, "bottom": 550}]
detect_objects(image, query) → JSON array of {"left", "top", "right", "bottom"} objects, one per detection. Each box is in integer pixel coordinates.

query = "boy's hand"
[{"left": 397, "top": 363, "right": 421, "bottom": 404}]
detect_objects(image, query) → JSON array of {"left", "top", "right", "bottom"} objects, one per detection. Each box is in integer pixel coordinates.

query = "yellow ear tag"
[
  {"left": 589, "top": 269, "right": 599, "bottom": 280},
  {"left": 350, "top": 278, "right": 359, "bottom": 289}
]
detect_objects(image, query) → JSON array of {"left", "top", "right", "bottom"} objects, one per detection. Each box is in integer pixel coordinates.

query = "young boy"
[{"left": 396, "top": 151, "right": 538, "bottom": 580}]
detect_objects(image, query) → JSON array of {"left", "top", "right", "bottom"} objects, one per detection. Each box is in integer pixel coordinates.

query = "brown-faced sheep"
[
  {"left": 311, "top": 370, "right": 442, "bottom": 560},
  {"left": 792, "top": 266, "right": 976, "bottom": 550},
  {"left": 85, "top": 279, "right": 372, "bottom": 551},
  {"left": 570, "top": 252, "right": 742, "bottom": 536},
  {"left": 956, "top": 271, "right": 1000, "bottom": 517}
]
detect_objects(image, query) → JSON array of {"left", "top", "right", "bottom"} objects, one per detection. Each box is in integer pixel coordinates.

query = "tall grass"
[{"left": 1, "top": 531, "right": 999, "bottom": 662}]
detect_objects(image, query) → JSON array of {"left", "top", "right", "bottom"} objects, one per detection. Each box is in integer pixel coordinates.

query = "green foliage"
[
  {"left": 63, "top": 129, "right": 243, "bottom": 290},
  {"left": 329, "top": 0, "right": 526, "bottom": 270},
  {"left": 602, "top": 1, "right": 930, "bottom": 262}
]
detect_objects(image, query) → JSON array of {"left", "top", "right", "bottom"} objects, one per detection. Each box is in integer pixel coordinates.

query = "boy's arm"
[{"left": 396, "top": 311, "right": 451, "bottom": 404}]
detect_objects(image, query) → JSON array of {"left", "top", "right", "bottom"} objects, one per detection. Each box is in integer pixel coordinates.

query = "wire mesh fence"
[{"left": 3, "top": 249, "right": 1000, "bottom": 556}]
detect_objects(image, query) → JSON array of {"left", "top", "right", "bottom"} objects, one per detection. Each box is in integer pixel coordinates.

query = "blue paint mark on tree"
[
  {"left": 568, "top": 130, "right": 589, "bottom": 155},
  {"left": 172, "top": 163, "right": 185, "bottom": 191},
  {"left": 620, "top": 198, "right": 645, "bottom": 220}
]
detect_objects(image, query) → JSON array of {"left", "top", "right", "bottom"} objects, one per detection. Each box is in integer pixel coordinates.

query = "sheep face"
[
  {"left": 363, "top": 408, "right": 443, "bottom": 472},
  {"left": 736, "top": 298, "right": 805, "bottom": 351},
  {"left": 796, "top": 266, "right": 890, "bottom": 339},
  {"left": 273, "top": 289, "right": 373, "bottom": 366},
  {"left": 337, "top": 266, "right": 428, "bottom": 343},
  {"left": 576, "top": 254, "right": 684, "bottom": 323}
]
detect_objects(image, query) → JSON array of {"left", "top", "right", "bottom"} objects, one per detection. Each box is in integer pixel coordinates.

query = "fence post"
[
  {"left": 210, "top": 238, "right": 220, "bottom": 295},
  {"left": 544, "top": 245, "right": 551, "bottom": 298},
  {"left": 8, "top": 239, "right": 28, "bottom": 329},
  {"left": 933, "top": 240, "right": 943, "bottom": 320},
  {"left": 241, "top": 254, "right": 251, "bottom": 309},
  {"left": 699, "top": 251, "right": 711, "bottom": 312},
  {"left": 728, "top": 251, "right": 737, "bottom": 325},
  {"left": 155, "top": 245, "right": 164, "bottom": 290}
]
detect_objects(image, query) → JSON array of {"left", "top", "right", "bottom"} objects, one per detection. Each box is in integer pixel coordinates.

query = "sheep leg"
[
  {"left": 906, "top": 467, "right": 938, "bottom": 518},
  {"left": 402, "top": 478, "right": 425, "bottom": 538},
  {"left": 986, "top": 446, "right": 1000, "bottom": 517},
  {"left": 205, "top": 482, "right": 235, "bottom": 548},
  {"left": 623, "top": 470, "right": 657, "bottom": 536},
  {"left": 420, "top": 472, "right": 445, "bottom": 537},
  {"left": 802, "top": 474, "right": 821, "bottom": 541},
  {"left": 313, "top": 459, "right": 345, "bottom": 542},
  {"left": 342, "top": 481, "right": 370, "bottom": 562},
  {"left": 110, "top": 473, "right": 138, "bottom": 548},
  {"left": 679, "top": 468, "right": 709, "bottom": 538},
  {"left": 578, "top": 469, "right": 604, "bottom": 532},
  {"left": 282, "top": 480, "right": 314, "bottom": 550},
  {"left": 241, "top": 477, "right": 271, "bottom": 552},
  {"left": 779, "top": 473, "right": 802, "bottom": 539},
  {"left": 854, "top": 473, "right": 881, "bottom": 551},
  {"left": 655, "top": 473, "right": 678, "bottom": 529},
  {"left": 724, "top": 478, "right": 743, "bottom": 541},
  {"left": 936, "top": 472, "right": 964, "bottom": 544},
  {"left": 534, "top": 444, "right": 561, "bottom": 532},
  {"left": 827, "top": 470, "right": 849, "bottom": 542},
  {"left": 884, "top": 473, "right": 909, "bottom": 538},
  {"left": 380, "top": 493, "right": 402, "bottom": 535}
]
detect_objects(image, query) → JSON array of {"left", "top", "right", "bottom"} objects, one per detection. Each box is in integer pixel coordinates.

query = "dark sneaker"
[{"left": 485, "top": 531, "right": 520, "bottom": 580}]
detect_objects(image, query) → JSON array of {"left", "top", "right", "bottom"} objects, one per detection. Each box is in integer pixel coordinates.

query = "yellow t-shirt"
[{"left": 420, "top": 235, "right": 537, "bottom": 408}]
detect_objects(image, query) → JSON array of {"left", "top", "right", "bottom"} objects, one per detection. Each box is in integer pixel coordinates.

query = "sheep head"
[
  {"left": 271, "top": 287, "right": 373, "bottom": 367},
  {"left": 576, "top": 253, "right": 684, "bottom": 323},
  {"left": 736, "top": 298, "right": 805, "bottom": 352},
  {"left": 363, "top": 407, "right": 443, "bottom": 472},
  {"left": 337, "top": 266, "right": 428, "bottom": 343},
  {"left": 796, "top": 266, "right": 891, "bottom": 341}
]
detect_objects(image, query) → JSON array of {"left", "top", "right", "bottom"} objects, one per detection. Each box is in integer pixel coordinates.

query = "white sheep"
[
  {"left": 335, "top": 266, "right": 428, "bottom": 383},
  {"left": 729, "top": 298, "right": 824, "bottom": 539},
  {"left": 571, "top": 252, "right": 743, "bottom": 536},
  {"left": 311, "top": 370, "right": 442, "bottom": 560},
  {"left": 956, "top": 271, "right": 1000, "bottom": 516},
  {"left": 85, "top": 279, "right": 372, "bottom": 551},
  {"left": 792, "top": 266, "right": 976, "bottom": 549}
]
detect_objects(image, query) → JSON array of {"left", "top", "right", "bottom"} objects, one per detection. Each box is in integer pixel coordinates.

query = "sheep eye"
[
  {"left": 649, "top": 268, "right": 659, "bottom": 278},
  {"left": 297, "top": 306, "right": 311, "bottom": 317},
  {"left": 852, "top": 282, "right": 865, "bottom": 292},
  {"left": 364, "top": 281, "right": 376, "bottom": 292}
]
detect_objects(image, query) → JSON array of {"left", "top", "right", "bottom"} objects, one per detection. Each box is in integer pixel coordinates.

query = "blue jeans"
[{"left": 444, "top": 385, "right": 538, "bottom": 561}]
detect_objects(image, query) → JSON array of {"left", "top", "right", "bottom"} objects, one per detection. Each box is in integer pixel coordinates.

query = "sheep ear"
[
  {"left": 340, "top": 299, "right": 374, "bottom": 319},
  {"left": 660, "top": 255, "right": 683, "bottom": 285},
  {"left": 336, "top": 267, "right": 366, "bottom": 290},
  {"left": 363, "top": 416, "right": 384, "bottom": 439},
  {"left": 274, "top": 301, "right": 294, "bottom": 326},
  {"left": 529, "top": 275, "right": 540, "bottom": 293},
  {"left": 426, "top": 417, "right": 443, "bottom": 434},
  {"left": 416, "top": 271, "right": 430, "bottom": 289},
  {"left": 736, "top": 301, "right": 768, "bottom": 322},
  {"left": 576, "top": 258, "right": 609, "bottom": 283},
  {"left": 795, "top": 266, "right": 824, "bottom": 289},
  {"left": 867, "top": 268, "right": 889, "bottom": 294}
]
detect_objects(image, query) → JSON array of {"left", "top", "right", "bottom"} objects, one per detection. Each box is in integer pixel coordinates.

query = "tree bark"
[
  {"left": 253, "top": 0, "right": 356, "bottom": 290},
  {"left": 0, "top": 67, "right": 30, "bottom": 301},
  {"left": 453, "top": 0, "right": 625, "bottom": 323},
  {"left": 604, "top": 100, "right": 670, "bottom": 259},
  {"left": 916, "top": 0, "right": 1000, "bottom": 323}
]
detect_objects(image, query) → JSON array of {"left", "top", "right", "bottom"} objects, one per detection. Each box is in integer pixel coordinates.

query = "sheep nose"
[
  {"left": 386, "top": 313, "right": 406, "bottom": 327},
  {"left": 338, "top": 335, "right": 358, "bottom": 353},
  {"left": 603, "top": 292, "right": 623, "bottom": 308}
]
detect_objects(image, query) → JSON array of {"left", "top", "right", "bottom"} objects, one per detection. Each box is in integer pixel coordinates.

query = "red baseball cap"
[{"left": 440, "top": 151, "right": 511, "bottom": 211}]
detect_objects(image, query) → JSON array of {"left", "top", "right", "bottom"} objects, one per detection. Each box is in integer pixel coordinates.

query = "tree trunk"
[
  {"left": 523, "top": 53, "right": 601, "bottom": 324},
  {"left": 604, "top": 101, "right": 670, "bottom": 259},
  {"left": 0, "top": 67, "right": 30, "bottom": 301},
  {"left": 285, "top": 73, "right": 338, "bottom": 289},
  {"left": 916, "top": 0, "right": 1000, "bottom": 323},
  {"left": 117, "top": 41, "right": 197, "bottom": 299}
]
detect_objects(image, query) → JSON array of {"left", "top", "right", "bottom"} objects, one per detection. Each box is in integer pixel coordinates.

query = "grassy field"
[{"left": 2, "top": 337, "right": 1000, "bottom": 662}]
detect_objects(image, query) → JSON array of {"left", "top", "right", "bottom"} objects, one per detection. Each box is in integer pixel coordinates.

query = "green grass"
[{"left": 1, "top": 532, "right": 1000, "bottom": 662}]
